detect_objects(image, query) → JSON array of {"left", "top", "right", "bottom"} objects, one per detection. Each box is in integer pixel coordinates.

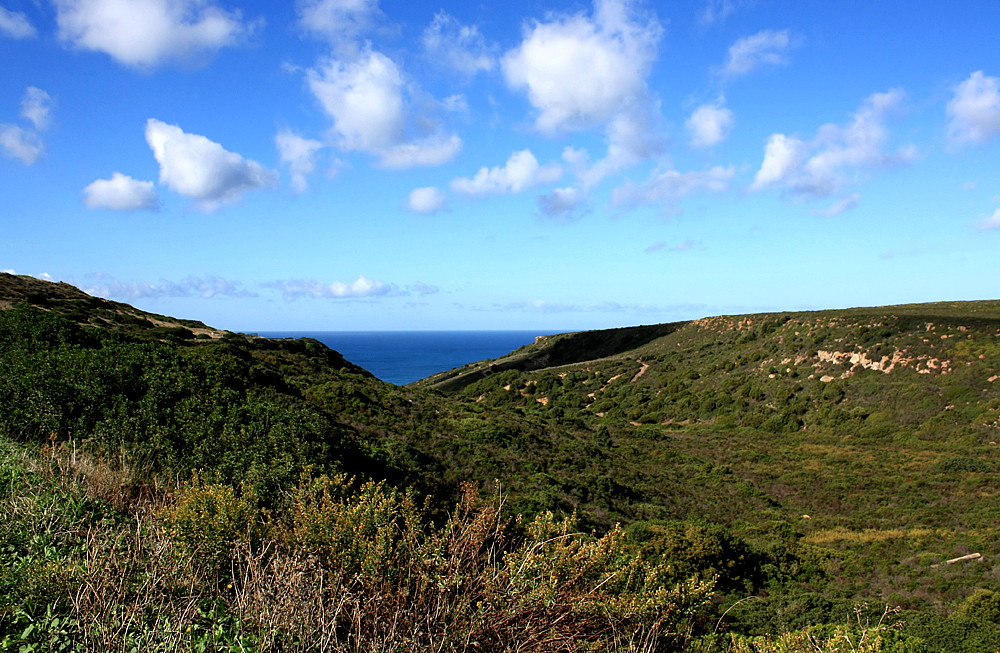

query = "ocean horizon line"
[
  {"left": 253, "top": 330, "right": 559, "bottom": 385},
  {"left": 253, "top": 329, "right": 568, "bottom": 335}
]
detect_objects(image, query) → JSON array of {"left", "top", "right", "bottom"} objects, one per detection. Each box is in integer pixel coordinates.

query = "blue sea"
[{"left": 256, "top": 331, "right": 558, "bottom": 385}]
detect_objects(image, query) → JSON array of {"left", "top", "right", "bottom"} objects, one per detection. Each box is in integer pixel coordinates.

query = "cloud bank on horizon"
[{"left": 2, "top": 0, "right": 1000, "bottom": 330}]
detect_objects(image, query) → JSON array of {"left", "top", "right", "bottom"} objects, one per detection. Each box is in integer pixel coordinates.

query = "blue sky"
[{"left": 2, "top": 0, "right": 999, "bottom": 331}]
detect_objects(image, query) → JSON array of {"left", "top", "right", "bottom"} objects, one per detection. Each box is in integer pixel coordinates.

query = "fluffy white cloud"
[
  {"left": 810, "top": 193, "right": 861, "bottom": 217},
  {"left": 501, "top": 0, "right": 666, "bottom": 196},
  {"left": 406, "top": 186, "right": 446, "bottom": 214},
  {"left": 724, "top": 29, "right": 793, "bottom": 77},
  {"left": 83, "top": 172, "right": 159, "bottom": 210},
  {"left": 612, "top": 165, "right": 735, "bottom": 207},
  {"left": 297, "top": 0, "right": 380, "bottom": 43},
  {"left": 264, "top": 275, "right": 398, "bottom": 300},
  {"left": 83, "top": 272, "right": 255, "bottom": 300},
  {"left": 751, "top": 133, "right": 807, "bottom": 190},
  {"left": 423, "top": 11, "right": 494, "bottom": 75},
  {"left": 307, "top": 50, "right": 461, "bottom": 168},
  {"left": 53, "top": 0, "right": 251, "bottom": 69},
  {"left": 451, "top": 149, "right": 562, "bottom": 196},
  {"left": 686, "top": 102, "right": 733, "bottom": 148},
  {"left": 275, "top": 129, "right": 324, "bottom": 192},
  {"left": 0, "top": 6, "right": 36, "bottom": 38},
  {"left": 947, "top": 71, "right": 1000, "bottom": 146},
  {"left": 750, "top": 89, "right": 914, "bottom": 198},
  {"left": 20, "top": 87, "right": 52, "bottom": 131},
  {"left": 308, "top": 51, "right": 404, "bottom": 152},
  {"left": 145, "top": 118, "right": 277, "bottom": 211},
  {"left": 501, "top": 0, "right": 661, "bottom": 134},
  {"left": 0, "top": 124, "right": 43, "bottom": 165}
]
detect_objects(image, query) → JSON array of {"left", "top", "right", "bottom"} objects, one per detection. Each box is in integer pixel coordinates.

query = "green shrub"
[
  {"left": 934, "top": 456, "right": 990, "bottom": 474},
  {"left": 278, "top": 473, "right": 423, "bottom": 580},
  {"left": 161, "top": 477, "right": 262, "bottom": 576},
  {"left": 625, "top": 520, "right": 766, "bottom": 595},
  {"left": 952, "top": 588, "right": 1000, "bottom": 624}
]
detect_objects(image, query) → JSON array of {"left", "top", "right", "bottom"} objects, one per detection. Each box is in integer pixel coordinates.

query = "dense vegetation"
[{"left": 0, "top": 272, "right": 998, "bottom": 651}]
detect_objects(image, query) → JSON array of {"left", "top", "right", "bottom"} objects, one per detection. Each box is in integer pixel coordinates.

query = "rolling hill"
[{"left": 1, "top": 272, "right": 998, "bottom": 651}]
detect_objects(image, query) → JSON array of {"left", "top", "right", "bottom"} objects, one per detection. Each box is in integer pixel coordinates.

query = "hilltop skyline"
[{"left": 2, "top": 0, "right": 999, "bottom": 330}]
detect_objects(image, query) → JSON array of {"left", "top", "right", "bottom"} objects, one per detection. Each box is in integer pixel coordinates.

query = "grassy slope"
[
  {"left": 2, "top": 273, "right": 999, "bottom": 648},
  {"left": 415, "top": 301, "right": 1000, "bottom": 617}
]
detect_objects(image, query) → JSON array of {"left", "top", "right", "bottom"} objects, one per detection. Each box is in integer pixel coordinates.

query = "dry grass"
[
  {"left": 35, "top": 437, "right": 172, "bottom": 514},
  {"left": 3, "top": 457, "right": 715, "bottom": 652}
]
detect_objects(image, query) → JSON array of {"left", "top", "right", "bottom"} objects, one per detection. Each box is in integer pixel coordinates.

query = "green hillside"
[
  {"left": 1, "top": 272, "right": 998, "bottom": 651},
  {"left": 416, "top": 303, "right": 1000, "bottom": 631}
]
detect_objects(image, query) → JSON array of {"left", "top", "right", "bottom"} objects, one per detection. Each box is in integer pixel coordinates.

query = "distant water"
[{"left": 255, "top": 331, "right": 557, "bottom": 385}]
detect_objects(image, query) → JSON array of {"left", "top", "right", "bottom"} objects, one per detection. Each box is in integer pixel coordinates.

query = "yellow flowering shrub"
[{"left": 160, "top": 476, "right": 262, "bottom": 576}]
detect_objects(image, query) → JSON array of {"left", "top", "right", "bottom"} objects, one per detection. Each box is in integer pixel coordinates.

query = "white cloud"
[
  {"left": 0, "top": 124, "right": 43, "bottom": 165},
  {"left": 699, "top": 0, "right": 752, "bottom": 25},
  {"left": 20, "top": 87, "right": 52, "bottom": 131},
  {"left": 947, "top": 70, "right": 1000, "bottom": 146},
  {"left": 53, "top": 0, "right": 252, "bottom": 69},
  {"left": 297, "top": 0, "right": 380, "bottom": 43},
  {"left": 751, "top": 133, "right": 807, "bottom": 190},
  {"left": 537, "top": 186, "right": 586, "bottom": 221},
  {"left": 686, "top": 101, "right": 733, "bottom": 148},
  {"left": 598, "top": 110, "right": 665, "bottom": 181},
  {"left": 750, "top": 89, "right": 914, "bottom": 198},
  {"left": 0, "top": 6, "right": 36, "bottom": 38},
  {"left": 423, "top": 11, "right": 494, "bottom": 75},
  {"left": 275, "top": 129, "right": 324, "bottom": 192},
  {"left": 723, "top": 29, "right": 793, "bottom": 77},
  {"left": 83, "top": 172, "right": 159, "bottom": 210},
  {"left": 307, "top": 50, "right": 461, "bottom": 168},
  {"left": 501, "top": 0, "right": 666, "bottom": 194},
  {"left": 810, "top": 193, "right": 861, "bottom": 217},
  {"left": 378, "top": 134, "right": 461, "bottom": 169},
  {"left": 612, "top": 165, "right": 735, "bottom": 208},
  {"left": 451, "top": 149, "right": 562, "bottom": 196},
  {"left": 0, "top": 87, "right": 53, "bottom": 165},
  {"left": 559, "top": 107, "right": 667, "bottom": 193},
  {"left": 501, "top": 0, "right": 661, "bottom": 134},
  {"left": 82, "top": 272, "right": 255, "bottom": 300},
  {"left": 299, "top": 4, "right": 465, "bottom": 170},
  {"left": 308, "top": 51, "right": 404, "bottom": 152},
  {"left": 406, "top": 186, "right": 446, "bottom": 213},
  {"left": 145, "top": 118, "right": 277, "bottom": 211},
  {"left": 264, "top": 275, "right": 399, "bottom": 300},
  {"left": 979, "top": 208, "right": 1000, "bottom": 231}
]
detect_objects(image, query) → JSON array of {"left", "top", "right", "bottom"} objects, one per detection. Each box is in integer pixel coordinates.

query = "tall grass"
[{"left": 1, "top": 443, "right": 717, "bottom": 651}]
